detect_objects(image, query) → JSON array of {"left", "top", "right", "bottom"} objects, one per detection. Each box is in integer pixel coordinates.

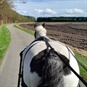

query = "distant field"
[
  {"left": 20, "top": 22, "right": 87, "bottom": 51},
  {"left": 0, "top": 25, "right": 11, "bottom": 60}
]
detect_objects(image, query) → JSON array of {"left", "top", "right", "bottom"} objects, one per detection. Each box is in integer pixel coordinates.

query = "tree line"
[
  {"left": 0, "top": 0, "right": 35, "bottom": 25},
  {"left": 37, "top": 17, "right": 87, "bottom": 22}
]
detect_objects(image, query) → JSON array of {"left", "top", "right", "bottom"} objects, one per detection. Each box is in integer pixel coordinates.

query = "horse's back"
[
  {"left": 22, "top": 40, "right": 79, "bottom": 87},
  {"left": 46, "top": 41, "right": 79, "bottom": 87}
]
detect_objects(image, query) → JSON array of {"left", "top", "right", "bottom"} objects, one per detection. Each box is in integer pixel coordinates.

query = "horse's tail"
[{"left": 38, "top": 49, "right": 64, "bottom": 87}]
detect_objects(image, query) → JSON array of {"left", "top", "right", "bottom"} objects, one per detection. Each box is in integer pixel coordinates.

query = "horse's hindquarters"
[{"left": 63, "top": 54, "right": 80, "bottom": 87}]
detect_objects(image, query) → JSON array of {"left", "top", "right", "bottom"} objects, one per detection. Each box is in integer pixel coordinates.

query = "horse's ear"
[
  {"left": 34, "top": 23, "right": 37, "bottom": 28},
  {"left": 34, "top": 23, "right": 39, "bottom": 28},
  {"left": 42, "top": 23, "right": 45, "bottom": 28}
]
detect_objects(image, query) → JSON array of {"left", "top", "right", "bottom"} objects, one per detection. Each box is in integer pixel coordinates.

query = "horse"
[{"left": 20, "top": 23, "right": 80, "bottom": 87}]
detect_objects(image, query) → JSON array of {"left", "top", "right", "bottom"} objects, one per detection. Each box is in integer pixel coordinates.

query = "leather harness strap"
[{"left": 17, "top": 36, "right": 87, "bottom": 87}]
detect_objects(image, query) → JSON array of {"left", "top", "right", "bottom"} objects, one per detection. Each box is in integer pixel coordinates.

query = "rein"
[
  {"left": 17, "top": 36, "right": 87, "bottom": 87},
  {"left": 41, "top": 37, "right": 87, "bottom": 87}
]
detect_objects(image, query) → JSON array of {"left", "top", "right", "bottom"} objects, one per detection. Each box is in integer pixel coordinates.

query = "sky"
[{"left": 13, "top": 0, "right": 87, "bottom": 18}]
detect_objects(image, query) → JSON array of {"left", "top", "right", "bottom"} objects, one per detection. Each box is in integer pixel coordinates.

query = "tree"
[
  {"left": 0, "top": 0, "right": 13, "bottom": 24},
  {"left": 0, "top": 0, "right": 35, "bottom": 25}
]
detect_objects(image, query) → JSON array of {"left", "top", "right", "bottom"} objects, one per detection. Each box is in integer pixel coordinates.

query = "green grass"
[
  {"left": 0, "top": 25, "right": 11, "bottom": 59},
  {"left": 74, "top": 51, "right": 87, "bottom": 81},
  {"left": 14, "top": 24, "right": 87, "bottom": 81},
  {"left": 13, "top": 25, "right": 34, "bottom": 35}
]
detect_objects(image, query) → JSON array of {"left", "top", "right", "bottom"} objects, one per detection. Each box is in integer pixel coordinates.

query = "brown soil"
[{"left": 19, "top": 22, "right": 87, "bottom": 56}]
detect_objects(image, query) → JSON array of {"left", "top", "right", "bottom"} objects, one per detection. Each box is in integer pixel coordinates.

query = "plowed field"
[{"left": 20, "top": 22, "right": 87, "bottom": 51}]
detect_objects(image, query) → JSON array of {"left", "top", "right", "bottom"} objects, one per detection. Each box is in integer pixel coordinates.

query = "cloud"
[
  {"left": 29, "top": 0, "right": 58, "bottom": 2},
  {"left": 34, "top": 9, "right": 44, "bottom": 14},
  {"left": 34, "top": 8, "right": 56, "bottom": 14},
  {"left": 22, "top": 10, "right": 27, "bottom": 14},
  {"left": 45, "top": 9, "right": 56, "bottom": 14},
  {"left": 65, "top": 8, "right": 85, "bottom": 14}
]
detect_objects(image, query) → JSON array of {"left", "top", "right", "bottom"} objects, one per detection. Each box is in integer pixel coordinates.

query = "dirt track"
[{"left": 20, "top": 22, "right": 87, "bottom": 52}]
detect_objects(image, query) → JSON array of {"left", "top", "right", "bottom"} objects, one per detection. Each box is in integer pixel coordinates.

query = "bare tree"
[
  {"left": 0, "top": 0, "right": 35, "bottom": 25},
  {"left": 0, "top": 0, "right": 14, "bottom": 24}
]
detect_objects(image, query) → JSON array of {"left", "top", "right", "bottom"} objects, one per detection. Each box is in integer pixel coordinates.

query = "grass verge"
[
  {"left": 14, "top": 24, "right": 87, "bottom": 81},
  {"left": 0, "top": 25, "right": 11, "bottom": 59},
  {"left": 13, "top": 25, "right": 34, "bottom": 35},
  {"left": 74, "top": 51, "right": 87, "bottom": 81}
]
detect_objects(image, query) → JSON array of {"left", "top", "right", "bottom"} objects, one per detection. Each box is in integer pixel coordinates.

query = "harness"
[{"left": 17, "top": 36, "right": 87, "bottom": 87}]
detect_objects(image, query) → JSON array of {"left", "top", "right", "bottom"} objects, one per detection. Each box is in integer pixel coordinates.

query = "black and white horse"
[{"left": 21, "top": 23, "right": 80, "bottom": 87}]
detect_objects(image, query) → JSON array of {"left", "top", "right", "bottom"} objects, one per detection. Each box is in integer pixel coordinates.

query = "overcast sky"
[{"left": 13, "top": 0, "right": 87, "bottom": 18}]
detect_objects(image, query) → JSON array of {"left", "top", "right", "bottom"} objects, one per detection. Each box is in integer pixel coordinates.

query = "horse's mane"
[{"left": 38, "top": 49, "right": 64, "bottom": 87}]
